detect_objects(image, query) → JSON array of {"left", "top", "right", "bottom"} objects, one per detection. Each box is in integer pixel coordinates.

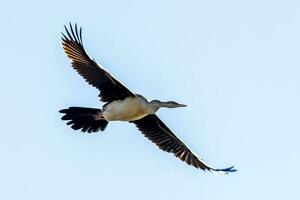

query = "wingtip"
[
  {"left": 59, "top": 109, "right": 67, "bottom": 113},
  {"left": 62, "top": 22, "right": 83, "bottom": 45},
  {"left": 212, "top": 166, "right": 237, "bottom": 174}
]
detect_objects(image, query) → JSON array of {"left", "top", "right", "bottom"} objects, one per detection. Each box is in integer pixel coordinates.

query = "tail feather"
[{"left": 59, "top": 107, "right": 108, "bottom": 133}]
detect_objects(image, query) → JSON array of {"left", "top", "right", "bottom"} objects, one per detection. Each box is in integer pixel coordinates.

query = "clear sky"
[{"left": 0, "top": 0, "right": 299, "bottom": 199}]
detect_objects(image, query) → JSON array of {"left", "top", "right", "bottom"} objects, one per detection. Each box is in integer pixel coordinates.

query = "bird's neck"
[{"left": 149, "top": 101, "right": 170, "bottom": 109}]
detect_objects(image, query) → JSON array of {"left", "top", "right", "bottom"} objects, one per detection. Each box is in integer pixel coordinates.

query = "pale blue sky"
[{"left": 0, "top": 0, "right": 299, "bottom": 199}]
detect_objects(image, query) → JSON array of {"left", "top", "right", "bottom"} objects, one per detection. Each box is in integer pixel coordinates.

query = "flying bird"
[{"left": 59, "top": 23, "right": 236, "bottom": 173}]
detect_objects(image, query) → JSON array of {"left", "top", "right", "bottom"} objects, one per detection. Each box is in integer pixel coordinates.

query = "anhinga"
[{"left": 59, "top": 23, "right": 236, "bottom": 173}]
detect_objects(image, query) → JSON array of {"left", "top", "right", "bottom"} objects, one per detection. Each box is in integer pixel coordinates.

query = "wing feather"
[
  {"left": 131, "top": 115, "right": 236, "bottom": 173},
  {"left": 62, "top": 23, "right": 134, "bottom": 102}
]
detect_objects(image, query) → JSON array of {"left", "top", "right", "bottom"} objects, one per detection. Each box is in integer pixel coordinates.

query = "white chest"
[{"left": 102, "top": 96, "right": 155, "bottom": 121}]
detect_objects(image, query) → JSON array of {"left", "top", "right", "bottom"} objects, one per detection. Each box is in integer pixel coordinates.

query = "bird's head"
[{"left": 150, "top": 100, "right": 187, "bottom": 109}]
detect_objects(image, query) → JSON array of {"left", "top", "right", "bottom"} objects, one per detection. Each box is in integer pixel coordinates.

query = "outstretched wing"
[
  {"left": 62, "top": 23, "right": 134, "bottom": 102},
  {"left": 131, "top": 115, "right": 236, "bottom": 173}
]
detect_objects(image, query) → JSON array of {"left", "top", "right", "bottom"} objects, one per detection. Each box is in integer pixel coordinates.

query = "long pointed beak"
[{"left": 177, "top": 103, "right": 187, "bottom": 107}]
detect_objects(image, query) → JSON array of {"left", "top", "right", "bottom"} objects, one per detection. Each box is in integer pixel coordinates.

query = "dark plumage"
[
  {"left": 62, "top": 23, "right": 134, "bottom": 102},
  {"left": 60, "top": 107, "right": 108, "bottom": 133},
  {"left": 59, "top": 23, "right": 236, "bottom": 173},
  {"left": 131, "top": 115, "right": 235, "bottom": 172}
]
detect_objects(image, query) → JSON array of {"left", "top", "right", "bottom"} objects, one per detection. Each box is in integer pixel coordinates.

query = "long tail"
[{"left": 59, "top": 107, "right": 108, "bottom": 133}]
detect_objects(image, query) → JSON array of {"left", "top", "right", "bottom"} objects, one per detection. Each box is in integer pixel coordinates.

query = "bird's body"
[
  {"left": 101, "top": 95, "right": 155, "bottom": 121},
  {"left": 59, "top": 23, "right": 236, "bottom": 173}
]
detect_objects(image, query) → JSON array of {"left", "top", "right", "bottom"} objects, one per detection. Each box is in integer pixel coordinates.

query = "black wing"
[
  {"left": 62, "top": 23, "right": 134, "bottom": 102},
  {"left": 131, "top": 115, "right": 236, "bottom": 173}
]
